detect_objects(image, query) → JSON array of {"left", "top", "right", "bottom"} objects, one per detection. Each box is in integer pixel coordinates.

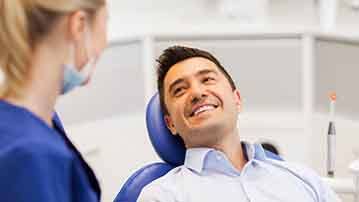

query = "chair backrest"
[
  {"left": 114, "top": 93, "right": 282, "bottom": 202},
  {"left": 113, "top": 162, "right": 173, "bottom": 202}
]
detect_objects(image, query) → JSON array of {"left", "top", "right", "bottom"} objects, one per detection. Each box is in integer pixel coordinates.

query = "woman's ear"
[{"left": 67, "top": 11, "right": 87, "bottom": 42}]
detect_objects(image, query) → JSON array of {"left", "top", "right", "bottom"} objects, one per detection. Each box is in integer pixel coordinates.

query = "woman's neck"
[{"left": 5, "top": 44, "right": 64, "bottom": 127}]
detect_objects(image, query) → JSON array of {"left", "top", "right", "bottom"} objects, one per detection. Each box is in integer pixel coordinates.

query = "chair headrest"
[{"left": 145, "top": 93, "right": 186, "bottom": 166}]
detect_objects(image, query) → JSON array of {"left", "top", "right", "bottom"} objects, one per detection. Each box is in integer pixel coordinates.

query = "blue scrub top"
[{"left": 0, "top": 100, "right": 101, "bottom": 202}]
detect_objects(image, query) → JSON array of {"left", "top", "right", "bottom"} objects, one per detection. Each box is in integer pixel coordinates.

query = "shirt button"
[{"left": 216, "top": 155, "right": 222, "bottom": 161}]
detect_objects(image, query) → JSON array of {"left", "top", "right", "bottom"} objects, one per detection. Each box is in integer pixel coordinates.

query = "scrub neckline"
[{"left": 0, "top": 99, "right": 57, "bottom": 132}]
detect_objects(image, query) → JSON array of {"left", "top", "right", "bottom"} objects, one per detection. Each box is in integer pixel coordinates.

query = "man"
[{"left": 138, "top": 46, "right": 340, "bottom": 202}]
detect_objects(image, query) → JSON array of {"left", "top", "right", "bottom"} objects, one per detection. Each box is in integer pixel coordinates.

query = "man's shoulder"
[
  {"left": 144, "top": 165, "right": 188, "bottom": 189},
  {"left": 138, "top": 165, "right": 189, "bottom": 201},
  {"left": 265, "top": 158, "right": 342, "bottom": 201},
  {"left": 267, "top": 159, "right": 321, "bottom": 180}
]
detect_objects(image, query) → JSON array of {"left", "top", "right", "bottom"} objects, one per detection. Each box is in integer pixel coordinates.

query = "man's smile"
[{"left": 189, "top": 103, "right": 219, "bottom": 117}]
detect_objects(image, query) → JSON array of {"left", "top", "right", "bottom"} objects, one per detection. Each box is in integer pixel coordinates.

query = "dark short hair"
[{"left": 157, "top": 45, "right": 236, "bottom": 115}]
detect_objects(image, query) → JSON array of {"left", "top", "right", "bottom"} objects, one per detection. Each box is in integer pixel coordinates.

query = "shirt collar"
[
  {"left": 245, "top": 143, "right": 268, "bottom": 161},
  {"left": 184, "top": 142, "right": 268, "bottom": 174},
  {"left": 184, "top": 147, "right": 214, "bottom": 173}
]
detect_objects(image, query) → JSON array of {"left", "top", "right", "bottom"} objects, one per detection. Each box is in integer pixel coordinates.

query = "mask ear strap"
[
  {"left": 80, "top": 26, "right": 97, "bottom": 77},
  {"left": 63, "top": 44, "right": 78, "bottom": 72}
]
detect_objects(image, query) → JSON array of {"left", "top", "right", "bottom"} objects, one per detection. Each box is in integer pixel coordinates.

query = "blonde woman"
[{"left": 0, "top": 0, "right": 108, "bottom": 201}]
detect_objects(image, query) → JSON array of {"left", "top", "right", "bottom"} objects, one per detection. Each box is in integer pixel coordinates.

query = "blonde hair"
[{"left": 0, "top": 0, "right": 105, "bottom": 98}]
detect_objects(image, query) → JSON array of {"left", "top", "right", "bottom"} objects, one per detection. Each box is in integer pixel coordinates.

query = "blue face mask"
[
  {"left": 61, "top": 31, "right": 96, "bottom": 95},
  {"left": 61, "top": 64, "right": 87, "bottom": 94}
]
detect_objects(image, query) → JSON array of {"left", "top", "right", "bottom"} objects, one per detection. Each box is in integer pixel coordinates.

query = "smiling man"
[{"left": 138, "top": 46, "right": 340, "bottom": 202}]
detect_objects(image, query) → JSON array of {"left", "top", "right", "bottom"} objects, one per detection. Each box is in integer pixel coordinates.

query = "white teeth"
[{"left": 193, "top": 105, "right": 215, "bottom": 116}]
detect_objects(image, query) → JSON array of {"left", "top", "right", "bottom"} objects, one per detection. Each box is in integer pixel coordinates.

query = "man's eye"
[
  {"left": 203, "top": 77, "right": 215, "bottom": 83},
  {"left": 173, "top": 87, "right": 185, "bottom": 96}
]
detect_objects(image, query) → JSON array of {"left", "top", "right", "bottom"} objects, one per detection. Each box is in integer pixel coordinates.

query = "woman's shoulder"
[
  {"left": 1, "top": 136, "right": 74, "bottom": 163},
  {"left": 0, "top": 124, "right": 75, "bottom": 167},
  {"left": 0, "top": 104, "right": 71, "bottom": 157}
]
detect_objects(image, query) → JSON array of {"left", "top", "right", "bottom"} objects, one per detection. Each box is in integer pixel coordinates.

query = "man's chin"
[
  {"left": 185, "top": 124, "right": 223, "bottom": 147},
  {"left": 188, "top": 120, "right": 221, "bottom": 134}
]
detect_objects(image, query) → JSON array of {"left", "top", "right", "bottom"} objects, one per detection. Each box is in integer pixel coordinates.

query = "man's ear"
[
  {"left": 234, "top": 89, "right": 241, "bottom": 112},
  {"left": 164, "top": 115, "right": 178, "bottom": 135}
]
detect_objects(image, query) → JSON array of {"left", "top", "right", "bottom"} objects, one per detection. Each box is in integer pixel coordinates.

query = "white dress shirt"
[{"left": 138, "top": 143, "right": 341, "bottom": 202}]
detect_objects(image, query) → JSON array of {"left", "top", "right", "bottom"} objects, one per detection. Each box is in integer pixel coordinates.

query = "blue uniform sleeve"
[{"left": 0, "top": 141, "right": 74, "bottom": 202}]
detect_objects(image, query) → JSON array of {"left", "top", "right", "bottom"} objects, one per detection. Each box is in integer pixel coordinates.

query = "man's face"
[{"left": 163, "top": 57, "right": 241, "bottom": 148}]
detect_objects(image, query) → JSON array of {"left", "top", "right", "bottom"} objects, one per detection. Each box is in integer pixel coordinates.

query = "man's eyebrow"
[
  {"left": 196, "top": 69, "right": 218, "bottom": 76},
  {"left": 168, "top": 78, "right": 185, "bottom": 94},
  {"left": 167, "top": 69, "right": 218, "bottom": 94}
]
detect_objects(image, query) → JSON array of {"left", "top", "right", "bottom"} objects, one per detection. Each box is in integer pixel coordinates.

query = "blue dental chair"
[{"left": 114, "top": 93, "right": 282, "bottom": 202}]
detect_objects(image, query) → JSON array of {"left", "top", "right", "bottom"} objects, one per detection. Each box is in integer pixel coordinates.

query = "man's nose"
[{"left": 189, "top": 82, "right": 207, "bottom": 104}]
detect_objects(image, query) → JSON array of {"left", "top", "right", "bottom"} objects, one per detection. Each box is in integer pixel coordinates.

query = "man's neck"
[{"left": 211, "top": 130, "right": 247, "bottom": 171}]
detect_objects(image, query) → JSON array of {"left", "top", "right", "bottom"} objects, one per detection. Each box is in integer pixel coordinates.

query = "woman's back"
[{"left": 0, "top": 100, "right": 101, "bottom": 202}]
